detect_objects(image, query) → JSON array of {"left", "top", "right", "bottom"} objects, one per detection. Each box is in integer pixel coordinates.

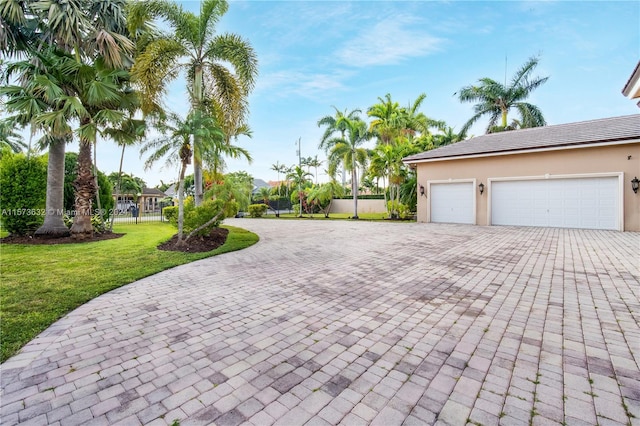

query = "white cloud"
[
  {"left": 337, "top": 15, "right": 445, "bottom": 67},
  {"left": 256, "top": 69, "right": 353, "bottom": 100}
]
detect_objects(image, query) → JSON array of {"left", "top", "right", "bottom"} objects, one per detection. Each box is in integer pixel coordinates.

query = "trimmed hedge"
[{"left": 0, "top": 153, "right": 47, "bottom": 235}]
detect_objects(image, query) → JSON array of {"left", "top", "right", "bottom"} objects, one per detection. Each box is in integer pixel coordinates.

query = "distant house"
[
  {"left": 113, "top": 187, "right": 169, "bottom": 213},
  {"left": 403, "top": 115, "right": 640, "bottom": 231},
  {"left": 252, "top": 178, "right": 271, "bottom": 195}
]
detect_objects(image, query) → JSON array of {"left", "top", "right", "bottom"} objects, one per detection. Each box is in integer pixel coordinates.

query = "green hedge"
[
  {"left": 0, "top": 153, "right": 47, "bottom": 235},
  {"left": 248, "top": 203, "right": 268, "bottom": 218}
]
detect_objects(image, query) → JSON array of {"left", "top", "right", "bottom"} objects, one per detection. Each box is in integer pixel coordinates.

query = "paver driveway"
[{"left": 1, "top": 220, "right": 639, "bottom": 426}]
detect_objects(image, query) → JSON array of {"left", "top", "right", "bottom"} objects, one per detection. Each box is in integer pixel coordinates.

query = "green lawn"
[{"left": 0, "top": 222, "right": 258, "bottom": 363}]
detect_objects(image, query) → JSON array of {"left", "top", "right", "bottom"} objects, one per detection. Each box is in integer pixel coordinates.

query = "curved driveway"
[{"left": 1, "top": 220, "right": 639, "bottom": 426}]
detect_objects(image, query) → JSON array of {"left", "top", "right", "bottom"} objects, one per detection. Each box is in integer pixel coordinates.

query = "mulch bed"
[
  {"left": 0, "top": 232, "right": 124, "bottom": 245},
  {"left": 157, "top": 227, "right": 229, "bottom": 253},
  {"left": 1, "top": 228, "right": 229, "bottom": 253}
]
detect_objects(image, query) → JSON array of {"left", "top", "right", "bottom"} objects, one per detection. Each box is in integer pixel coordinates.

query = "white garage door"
[
  {"left": 491, "top": 176, "right": 619, "bottom": 230},
  {"left": 430, "top": 182, "right": 475, "bottom": 224}
]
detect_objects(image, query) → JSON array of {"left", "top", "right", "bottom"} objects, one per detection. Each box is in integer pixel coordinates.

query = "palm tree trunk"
[
  {"left": 109, "top": 143, "right": 127, "bottom": 232},
  {"left": 34, "top": 138, "right": 70, "bottom": 238},
  {"left": 352, "top": 156, "right": 358, "bottom": 219},
  {"left": 92, "top": 141, "right": 105, "bottom": 228},
  {"left": 176, "top": 161, "right": 187, "bottom": 246},
  {"left": 193, "top": 65, "right": 204, "bottom": 207},
  {"left": 70, "top": 134, "right": 96, "bottom": 240}
]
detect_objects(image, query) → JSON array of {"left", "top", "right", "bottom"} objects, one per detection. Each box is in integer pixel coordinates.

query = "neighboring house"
[
  {"left": 403, "top": 114, "right": 640, "bottom": 231},
  {"left": 113, "top": 187, "right": 169, "bottom": 213},
  {"left": 252, "top": 178, "right": 271, "bottom": 195}
]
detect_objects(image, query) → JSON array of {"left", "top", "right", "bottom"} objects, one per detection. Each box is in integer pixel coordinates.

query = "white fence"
[{"left": 329, "top": 199, "right": 386, "bottom": 214}]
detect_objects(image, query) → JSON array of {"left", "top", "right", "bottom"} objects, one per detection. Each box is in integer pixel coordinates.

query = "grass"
[{"left": 0, "top": 222, "right": 258, "bottom": 362}]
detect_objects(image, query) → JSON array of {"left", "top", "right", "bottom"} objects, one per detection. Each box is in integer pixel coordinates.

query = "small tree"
[{"left": 307, "top": 181, "right": 345, "bottom": 218}]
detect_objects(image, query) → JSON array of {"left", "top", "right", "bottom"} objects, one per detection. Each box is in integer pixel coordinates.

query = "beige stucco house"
[{"left": 403, "top": 114, "right": 640, "bottom": 231}]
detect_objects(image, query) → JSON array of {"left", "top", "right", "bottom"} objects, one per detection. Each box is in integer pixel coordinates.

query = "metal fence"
[{"left": 108, "top": 201, "right": 172, "bottom": 225}]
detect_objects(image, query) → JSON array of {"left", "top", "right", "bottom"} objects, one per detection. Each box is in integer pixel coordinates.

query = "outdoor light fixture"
[
  {"left": 419, "top": 184, "right": 425, "bottom": 197},
  {"left": 478, "top": 182, "right": 485, "bottom": 195},
  {"left": 632, "top": 177, "right": 639, "bottom": 194}
]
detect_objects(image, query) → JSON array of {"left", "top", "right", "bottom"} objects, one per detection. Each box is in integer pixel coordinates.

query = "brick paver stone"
[{"left": 1, "top": 221, "right": 638, "bottom": 426}]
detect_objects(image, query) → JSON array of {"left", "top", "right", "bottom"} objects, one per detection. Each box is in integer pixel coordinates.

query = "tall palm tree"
[
  {"left": 286, "top": 165, "right": 312, "bottom": 217},
  {"left": 1, "top": 0, "right": 133, "bottom": 238},
  {"left": 270, "top": 161, "right": 286, "bottom": 215},
  {"left": 458, "top": 56, "right": 549, "bottom": 135},
  {"left": 141, "top": 110, "right": 225, "bottom": 245},
  {"left": 324, "top": 116, "right": 372, "bottom": 219},
  {"left": 128, "top": 0, "right": 258, "bottom": 206},
  {"left": 318, "top": 107, "right": 361, "bottom": 186}
]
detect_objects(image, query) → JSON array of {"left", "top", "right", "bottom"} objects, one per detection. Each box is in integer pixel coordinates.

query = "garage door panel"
[
  {"left": 430, "top": 182, "right": 474, "bottom": 224},
  {"left": 491, "top": 177, "right": 618, "bottom": 230}
]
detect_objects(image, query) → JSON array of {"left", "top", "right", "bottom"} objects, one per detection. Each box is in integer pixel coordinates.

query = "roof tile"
[{"left": 404, "top": 114, "right": 640, "bottom": 162}]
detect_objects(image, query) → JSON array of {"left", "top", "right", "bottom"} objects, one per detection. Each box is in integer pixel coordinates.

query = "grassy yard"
[{"left": 0, "top": 222, "right": 258, "bottom": 363}]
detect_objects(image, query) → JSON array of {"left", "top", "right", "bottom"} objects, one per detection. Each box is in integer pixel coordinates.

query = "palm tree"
[
  {"left": 270, "top": 161, "right": 286, "bottom": 215},
  {"left": 0, "top": 116, "right": 28, "bottom": 153},
  {"left": 324, "top": 116, "right": 372, "bottom": 219},
  {"left": 307, "top": 180, "right": 345, "bottom": 218},
  {"left": 307, "top": 155, "right": 323, "bottom": 184},
  {"left": 458, "top": 56, "right": 549, "bottom": 135},
  {"left": 1, "top": 0, "right": 133, "bottom": 238},
  {"left": 141, "top": 110, "right": 224, "bottom": 245},
  {"left": 368, "top": 93, "right": 444, "bottom": 145},
  {"left": 286, "top": 165, "right": 312, "bottom": 217},
  {"left": 128, "top": 0, "right": 258, "bottom": 206},
  {"left": 318, "top": 107, "right": 361, "bottom": 186}
]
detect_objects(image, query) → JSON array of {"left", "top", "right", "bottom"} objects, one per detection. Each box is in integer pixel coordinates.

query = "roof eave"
[{"left": 403, "top": 137, "right": 640, "bottom": 165}]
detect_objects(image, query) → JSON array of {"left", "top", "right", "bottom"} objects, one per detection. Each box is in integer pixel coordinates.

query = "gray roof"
[{"left": 404, "top": 114, "right": 640, "bottom": 163}]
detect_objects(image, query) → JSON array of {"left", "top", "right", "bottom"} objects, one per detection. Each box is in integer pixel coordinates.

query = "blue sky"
[{"left": 80, "top": 1, "right": 640, "bottom": 186}]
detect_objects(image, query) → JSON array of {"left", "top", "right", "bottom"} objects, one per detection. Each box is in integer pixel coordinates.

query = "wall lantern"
[
  {"left": 478, "top": 182, "right": 485, "bottom": 195},
  {"left": 632, "top": 176, "right": 639, "bottom": 194},
  {"left": 419, "top": 184, "right": 425, "bottom": 197}
]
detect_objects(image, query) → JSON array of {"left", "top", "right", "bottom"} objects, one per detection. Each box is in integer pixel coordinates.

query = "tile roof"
[{"left": 403, "top": 114, "right": 640, "bottom": 163}]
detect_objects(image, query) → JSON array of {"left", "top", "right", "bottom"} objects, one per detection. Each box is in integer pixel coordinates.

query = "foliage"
[
  {"left": 458, "top": 55, "right": 549, "bottom": 134},
  {"left": 128, "top": 0, "right": 258, "bottom": 205},
  {"left": 386, "top": 201, "right": 412, "bottom": 219},
  {"left": 184, "top": 199, "right": 226, "bottom": 236},
  {"left": 0, "top": 223, "right": 259, "bottom": 362},
  {"left": 224, "top": 171, "right": 253, "bottom": 211},
  {"left": 0, "top": 153, "right": 47, "bottom": 235},
  {"left": 165, "top": 197, "right": 226, "bottom": 237},
  {"left": 307, "top": 181, "right": 345, "bottom": 218},
  {"left": 163, "top": 205, "right": 178, "bottom": 223},
  {"left": 0, "top": 117, "right": 28, "bottom": 153},
  {"left": 248, "top": 203, "right": 268, "bottom": 218}
]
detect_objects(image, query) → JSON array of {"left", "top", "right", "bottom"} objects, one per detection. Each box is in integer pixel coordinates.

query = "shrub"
[
  {"left": 163, "top": 205, "right": 178, "bottom": 222},
  {"left": 248, "top": 203, "right": 268, "bottom": 218},
  {"left": 387, "top": 201, "right": 412, "bottom": 219},
  {"left": 184, "top": 199, "right": 226, "bottom": 236},
  {"left": 0, "top": 153, "right": 47, "bottom": 235}
]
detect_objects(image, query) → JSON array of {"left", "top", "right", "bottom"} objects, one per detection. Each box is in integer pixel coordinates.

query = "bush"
[
  {"left": 387, "top": 201, "right": 412, "bottom": 219},
  {"left": 164, "top": 198, "right": 226, "bottom": 236},
  {"left": 0, "top": 153, "right": 47, "bottom": 235},
  {"left": 248, "top": 203, "right": 268, "bottom": 218},
  {"left": 184, "top": 199, "right": 226, "bottom": 236},
  {"left": 163, "top": 205, "right": 178, "bottom": 222}
]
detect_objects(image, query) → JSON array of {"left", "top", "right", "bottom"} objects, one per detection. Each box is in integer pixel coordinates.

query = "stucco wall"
[
  {"left": 415, "top": 142, "right": 640, "bottom": 231},
  {"left": 329, "top": 199, "right": 386, "bottom": 214}
]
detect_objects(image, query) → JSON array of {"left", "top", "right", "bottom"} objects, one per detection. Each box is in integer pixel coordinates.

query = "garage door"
[
  {"left": 491, "top": 176, "right": 619, "bottom": 230},
  {"left": 430, "top": 182, "right": 475, "bottom": 224}
]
